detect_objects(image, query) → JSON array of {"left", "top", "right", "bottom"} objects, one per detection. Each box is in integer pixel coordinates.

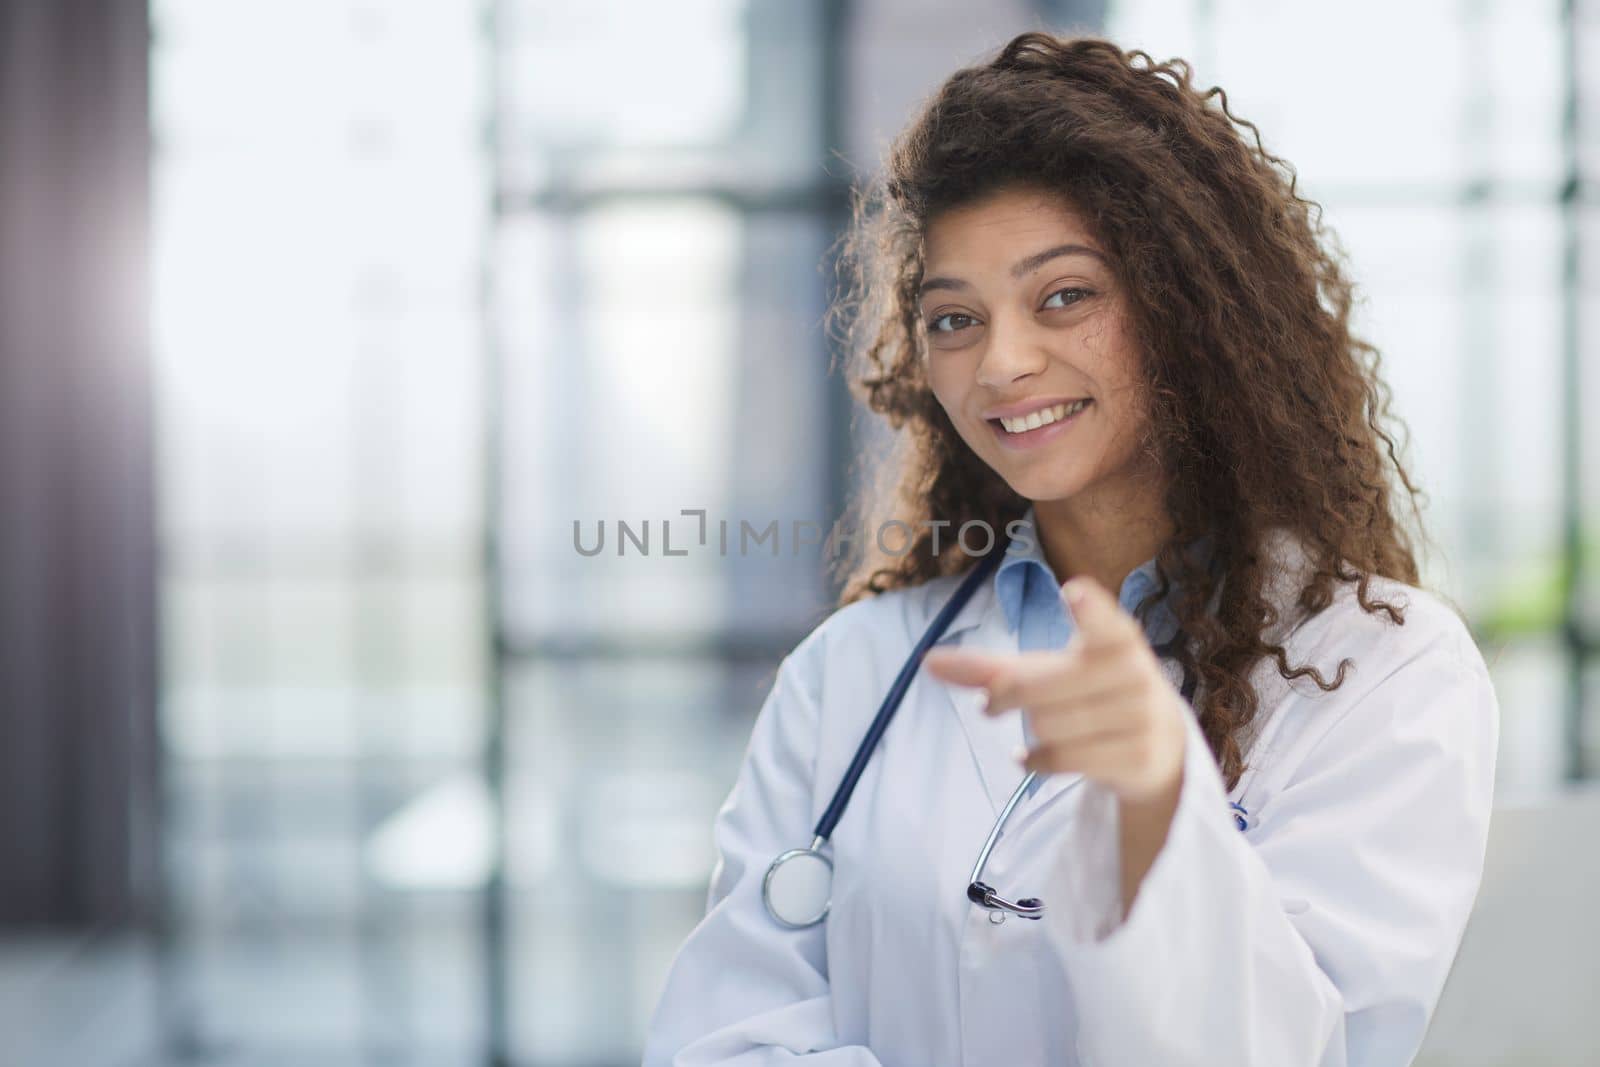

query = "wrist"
[
  {"left": 1116, "top": 760, "right": 1183, "bottom": 917},
  {"left": 1119, "top": 763, "right": 1182, "bottom": 822}
]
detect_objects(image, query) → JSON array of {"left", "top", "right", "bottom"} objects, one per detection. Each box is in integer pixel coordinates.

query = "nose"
[{"left": 973, "top": 315, "right": 1049, "bottom": 388}]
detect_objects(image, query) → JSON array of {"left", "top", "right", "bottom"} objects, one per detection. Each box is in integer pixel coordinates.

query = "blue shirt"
[{"left": 994, "top": 507, "right": 1187, "bottom": 795}]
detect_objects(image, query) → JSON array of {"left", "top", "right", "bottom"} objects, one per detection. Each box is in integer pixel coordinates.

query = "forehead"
[{"left": 922, "top": 186, "right": 1102, "bottom": 265}]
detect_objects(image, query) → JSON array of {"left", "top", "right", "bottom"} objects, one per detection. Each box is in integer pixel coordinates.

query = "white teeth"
[{"left": 998, "top": 398, "right": 1089, "bottom": 434}]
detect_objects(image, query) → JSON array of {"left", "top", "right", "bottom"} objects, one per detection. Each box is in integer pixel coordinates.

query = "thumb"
[{"left": 1060, "top": 575, "right": 1134, "bottom": 643}]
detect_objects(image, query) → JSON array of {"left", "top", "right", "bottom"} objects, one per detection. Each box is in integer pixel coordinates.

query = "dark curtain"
[{"left": 0, "top": 0, "right": 155, "bottom": 926}]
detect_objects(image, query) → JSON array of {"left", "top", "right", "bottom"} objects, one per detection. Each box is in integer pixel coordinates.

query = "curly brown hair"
[{"left": 828, "top": 32, "right": 1432, "bottom": 791}]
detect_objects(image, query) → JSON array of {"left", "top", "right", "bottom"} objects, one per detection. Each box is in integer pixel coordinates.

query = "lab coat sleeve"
[
  {"left": 641, "top": 639, "right": 886, "bottom": 1067},
  {"left": 1041, "top": 632, "right": 1498, "bottom": 1067}
]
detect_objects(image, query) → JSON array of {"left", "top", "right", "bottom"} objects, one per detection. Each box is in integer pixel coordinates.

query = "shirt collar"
[{"left": 994, "top": 505, "right": 1191, "bottom": 640}]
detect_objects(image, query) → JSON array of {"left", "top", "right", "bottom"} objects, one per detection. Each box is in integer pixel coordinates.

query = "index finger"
[
  {"left": 1062, "top": 575, "right": 1141, "bottom": 649},
  {"left": 924, "top": 646, "right": 1075, "bottom": 717}
]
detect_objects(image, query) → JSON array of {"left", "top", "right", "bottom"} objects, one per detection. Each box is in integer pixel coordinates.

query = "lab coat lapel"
[
  {"left": 1016, "top": 753, "right": 1086, "bottom": 815},
  {"left": 932, "top": 579, "right": 1035, "bottom": 818}
]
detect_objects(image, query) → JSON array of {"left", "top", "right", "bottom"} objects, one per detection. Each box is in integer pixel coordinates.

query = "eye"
[
  {"left": 928, "top": 311, "right": 978, "bottom": 334},
  {"left": 1041, "top": 287, "right": 1090, "bottom": 310}
]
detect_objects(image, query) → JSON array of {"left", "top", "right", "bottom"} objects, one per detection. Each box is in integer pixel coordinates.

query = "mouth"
[{"left": 986, "top": 398, "right": 1092, "bottom": 450}]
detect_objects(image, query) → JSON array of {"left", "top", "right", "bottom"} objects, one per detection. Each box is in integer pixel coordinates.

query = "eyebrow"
[{"left": 918, "top": 243, "right": 1108, "bottom": 297}]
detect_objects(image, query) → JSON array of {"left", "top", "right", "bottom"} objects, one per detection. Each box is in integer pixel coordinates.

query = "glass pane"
[
  {"left": 161, "top": 572, "right": 486, "bottom": 762},
  {"left": 497, "top": 203, "right": 833, "bottom": 642},
  {"left": 1582, "top": 206, "right": 1600, "bottom": 629},
  {"left": 151, "top": 0, "right": 491, "bottom": 1059},
  {"left": 1207, "top": 0, "right": 1469, "bottom": 189},
  {"left": 498, "top": 0, "right": 830, "bottom": 191},
  {"left": 1471, "top": 204, "right": 1565, "bottom": 628},
  {"left": 842, "top": 0, "right": 1046, "bottom": 170},
  {"left": 501, "top": 0, "right": 748, "bottom": 150},
  {"left": 1578, "top": 6, "right": 1600, "bottom": 181},
  {"left": 1104, "top": 0, "right": 1206, "bottom": 66},
  {"left": 1311, "top": 201, "right": 1470, "bottom": 579},
  {"left": 503, "top": 655, "right": 776, "bottom": 1062},
  {"left": 1482, "top": 2, "right": 1565, "bottom": 188}
]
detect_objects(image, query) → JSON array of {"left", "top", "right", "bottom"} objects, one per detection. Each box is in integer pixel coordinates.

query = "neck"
[{"left": 1031, "top": 468, "right": 1173, "bottom": 594}]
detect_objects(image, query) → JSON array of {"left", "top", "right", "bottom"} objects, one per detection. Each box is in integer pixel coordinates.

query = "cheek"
[
  {"left": 1078, "top": 310, "right": 1138, "bottom": 378},
  {"left": 923, "top": 356, "right": 970, "bottom": 419},
  {"left": 1081, "top": 312, "right": 1147, "bottom": 400},
  {"left": 1080, "top": 320, "right": 1152, "bottom": 447},
  {"left": 1102, "top": 397, "right": 1152, "bottom": 459}
]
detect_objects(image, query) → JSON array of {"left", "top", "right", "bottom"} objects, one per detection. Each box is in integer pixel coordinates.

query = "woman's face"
[{"left": 919, "top": 185, "right": 1157, "bottom": 510}]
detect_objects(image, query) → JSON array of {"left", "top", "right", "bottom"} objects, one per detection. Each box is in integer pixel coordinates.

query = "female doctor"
[{"left": 643, "top": 33, "right": 1498, "bottom": 1067}]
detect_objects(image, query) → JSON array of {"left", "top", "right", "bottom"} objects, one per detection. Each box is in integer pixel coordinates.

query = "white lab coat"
[{"left": 642, "top": 529, "right": 1499, "bottom": 1066}]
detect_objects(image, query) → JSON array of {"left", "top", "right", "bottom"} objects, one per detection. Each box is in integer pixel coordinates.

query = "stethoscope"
[{"left": 761, "top": 535, "right": 1210, "bottom": 930}]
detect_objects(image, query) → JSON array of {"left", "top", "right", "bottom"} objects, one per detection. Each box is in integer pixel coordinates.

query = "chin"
[{"left": 997, "top": 470, "right": 1088, "bottom": 505}]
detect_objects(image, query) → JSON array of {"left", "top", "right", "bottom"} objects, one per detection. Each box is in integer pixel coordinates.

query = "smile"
[
  {"left": 985, "top": 398, "right": 1091, "bottom": 450},
  {"left": 994, "top": 398, "right": 1089, "bottom": 434}
]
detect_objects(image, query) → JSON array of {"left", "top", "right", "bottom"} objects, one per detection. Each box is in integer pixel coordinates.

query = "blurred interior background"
[{"left": 1, "top": 0, "right": 1597, "bottom": 1064}]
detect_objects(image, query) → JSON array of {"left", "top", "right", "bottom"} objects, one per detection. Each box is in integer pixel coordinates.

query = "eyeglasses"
[{"left": 965, "top": 770, "right": 1045, "bottom": 921}]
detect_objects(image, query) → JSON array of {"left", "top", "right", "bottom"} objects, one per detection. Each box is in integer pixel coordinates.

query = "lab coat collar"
[{"left": 922, "top": 511, "right": 1035, "bottom": 649}]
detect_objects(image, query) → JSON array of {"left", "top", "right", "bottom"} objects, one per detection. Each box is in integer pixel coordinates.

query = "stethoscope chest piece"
[{"left": 763, "top": 842, "right": 833, "bottom": 929}]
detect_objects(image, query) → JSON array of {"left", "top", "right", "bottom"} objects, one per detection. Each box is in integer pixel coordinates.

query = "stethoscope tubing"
[{"left": 809, "top": 542, "right": 1011, "bottom": 844}]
